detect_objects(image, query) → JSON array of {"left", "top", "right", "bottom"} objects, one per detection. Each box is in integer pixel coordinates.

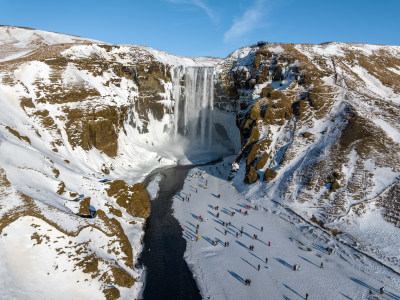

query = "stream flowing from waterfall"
[
  {"left": 140, "top": 165, "right": 201, "bottom": 300},
  {"left": 139, "top": 159, "right": 222, "bottom": 300}
]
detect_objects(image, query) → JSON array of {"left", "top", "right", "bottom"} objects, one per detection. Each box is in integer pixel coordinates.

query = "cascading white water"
[{"left": 172, "top": 66, "right": 215, "bottom": 150}]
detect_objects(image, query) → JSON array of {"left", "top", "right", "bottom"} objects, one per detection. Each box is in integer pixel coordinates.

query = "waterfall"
[{"left": 172, "top": 66, "right": 215, "bottom": 150}]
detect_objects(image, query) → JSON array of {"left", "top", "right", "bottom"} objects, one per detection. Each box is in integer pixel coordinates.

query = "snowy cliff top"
[
  {"left": 0, "top": 25, "right": 102, "bottom": 62},
  {"left": 128, "top": 45, "right": 223, "bottom": 67}
]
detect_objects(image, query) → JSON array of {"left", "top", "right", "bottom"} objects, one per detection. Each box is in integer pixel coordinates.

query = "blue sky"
[{"left": 1, "top": 0, "right": 399, "bottom": 57}]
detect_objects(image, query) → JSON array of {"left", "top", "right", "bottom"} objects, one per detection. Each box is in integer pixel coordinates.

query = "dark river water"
[{"left": 139, "top": 164, "right": 202, "bottom": 300}]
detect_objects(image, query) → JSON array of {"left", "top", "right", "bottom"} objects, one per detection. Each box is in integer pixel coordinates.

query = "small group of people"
[
  {"left": 293, "top": 264, "right": 301, "bottom": 271},
  {"left": 249, "top": 245, "right": 255, "bottom": 251},
  {"left": 244, "top": 279, "right": 251, "bottom": 286}
]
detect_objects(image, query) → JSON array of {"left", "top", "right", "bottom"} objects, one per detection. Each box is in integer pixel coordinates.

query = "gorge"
[{"left": 0, "top": 26, "right": 400, "bottom": 299}]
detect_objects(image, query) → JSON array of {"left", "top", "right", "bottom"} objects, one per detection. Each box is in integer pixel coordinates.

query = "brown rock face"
[
  {"left": 78, "top": 197, "right": 91, "bottom": 216},
  {"left": 106, "top": 180, "right": 151, "bottom": 219},
  {"left": 263, "top": 168, "right": 277, "bottom": 182},
  {"left": 244, "top": 166, "right": 259, "bottom": 184},
  {"left": 65, "top": 106, "right": 127, "bottom": 157}
]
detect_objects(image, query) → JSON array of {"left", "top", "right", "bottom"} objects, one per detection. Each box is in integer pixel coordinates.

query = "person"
[
  {"left": 197, "top": 224, "right": 199, "bottom": 229},
  {"left": 265, "top": 257, "right": 268, "bottom": 264},
  {"left": 236, "top": 232, "right": 238, "bottom": 237},
  {"left": 258, "top": 264, "right": 260, "bottom": 271},
  {"left": 222, "top": 221, "right": 225, "bottom": 226},
  {"left": 255, "top": 234, "right": 257, "bottom": 240},
  {"left": 241, "top": 226, "right": 244, "bottom": 231},
  {"left": 268, "top": 241, "right": 271, "bottom": 246},
  {"left": 196, "top": 228, "right": 198, "bottom": 234},
  {"left": 261, "top": 226, "right": 263, "bottom": 232},
  {"left": 205, "top": 184, "right": 207, "bottom": 189},
  {"left": 216, "top": 213, "right": 219, "bottom": 218},
  {"left": 227, "top": 241, "right": 229, "bottom": 246},
  {"left": 380, "top": 287, "right": 384, "bottom": 294},
  {"left": 224, "top": 230, "right": 227, "bottom": 235},
  {"left": 320, "top": 262, "right": 323, "bottom": 269},
  {"left": 305, "top": 293, "right": 309, "bottom": 300}
]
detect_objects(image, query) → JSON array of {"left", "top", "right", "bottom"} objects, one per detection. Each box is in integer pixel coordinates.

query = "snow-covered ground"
[{"left": 172, "top": 157, "right": 400, "bottom": 300}]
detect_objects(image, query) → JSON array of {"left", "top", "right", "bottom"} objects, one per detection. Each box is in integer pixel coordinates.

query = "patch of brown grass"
[
  {"left": 106, "top": 180, "right": 150, "bottom": 219},
  {"left": 5, "top": 126, "right": 31, "bottom": 144}
]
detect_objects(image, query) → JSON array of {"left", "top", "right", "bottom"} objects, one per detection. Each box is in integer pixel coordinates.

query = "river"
[{"left": 139, "top": 164, "right": 202, "bottom": 300}]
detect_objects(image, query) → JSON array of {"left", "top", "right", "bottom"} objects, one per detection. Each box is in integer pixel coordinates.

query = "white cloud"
[
  {"left": 224, "top": 0, "right": 268, "bottom": 43},
  {"left": 167, "top": 0, "right": 219, "bottom": 23}
]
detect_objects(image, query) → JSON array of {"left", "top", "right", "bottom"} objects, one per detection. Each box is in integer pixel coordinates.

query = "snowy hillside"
[
  {"left": 220, "top": 42, "right": 400, "bottom": 275},
  {"left": 0, "top": 26, "right": 234, "bottom": 299},
  {"left": 0, "top": 25, "right": 399, "bottom": 299}
]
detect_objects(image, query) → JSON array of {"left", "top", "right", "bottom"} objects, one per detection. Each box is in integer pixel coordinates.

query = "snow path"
[{"left": 172, "top": 157, "right": 400, "bottom": 300}]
